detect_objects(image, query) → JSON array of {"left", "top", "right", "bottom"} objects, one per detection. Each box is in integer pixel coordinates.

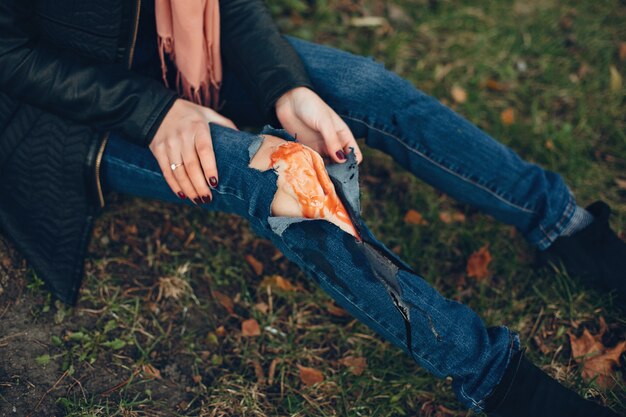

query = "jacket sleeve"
[
  {"left": 0, "top": 0, "right": 178, "bottom": 147},
  {"left": 220, "top": 0, "right": 315, "bottom": 125}
]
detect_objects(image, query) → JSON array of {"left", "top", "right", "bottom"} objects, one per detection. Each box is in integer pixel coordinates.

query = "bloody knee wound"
[{"left": 249, "top": 135, "right": 359, "bottom": 238}]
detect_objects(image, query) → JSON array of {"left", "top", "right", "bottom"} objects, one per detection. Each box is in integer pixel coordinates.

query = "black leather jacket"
[{"left": 0, "top": 0, "right": 313, "bottom": 304}]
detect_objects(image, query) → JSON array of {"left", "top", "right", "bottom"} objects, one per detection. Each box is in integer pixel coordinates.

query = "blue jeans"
[{"left": 102, "top": 35, "right": 581, "bottom": 411}]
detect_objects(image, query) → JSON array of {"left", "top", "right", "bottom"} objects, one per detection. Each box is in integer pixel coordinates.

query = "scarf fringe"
[{"left": 157, "top": 35, "right": 221, "bottom": 110}]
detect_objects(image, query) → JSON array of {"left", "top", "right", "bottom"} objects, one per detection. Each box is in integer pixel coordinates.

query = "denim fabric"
[
  {"left": 217, "top": 36, "right": 580, "bottom": 251},
  {"left": 100, "top": 34, "right": 586, "bottom": 411}
]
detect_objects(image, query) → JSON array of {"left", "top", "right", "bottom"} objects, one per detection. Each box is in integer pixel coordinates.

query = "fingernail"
[
  {"left": 202, "top": 195, "right": 212, "bottom": 204},
  {"left": 177, "top": 192, "right": 186, "bottom": 200},
  {"left": 336, "top": 150, "right": 347, "bottom": 161},
  {"left": 193, "top": 197, "right": 202, "bottom": 205},
  {"left": 209, "top": 177, "right": 218, "bottom": 187}
]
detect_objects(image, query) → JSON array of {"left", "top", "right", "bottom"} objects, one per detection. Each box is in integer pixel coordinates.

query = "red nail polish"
[
  {"left": 202, "top": 195, "right": 212, "bottom": 204},
  {"left": 209, "top": 177, "right": 218, "bottom": 187},
  {"left": 177, "top": 192, "right": 186, "bottom": 200},
  {"left": 336, "top": 150, "right": 347, "bottom": 160},
  {"left": 193, "top": 197, "right": 202, "bottom": 205}
]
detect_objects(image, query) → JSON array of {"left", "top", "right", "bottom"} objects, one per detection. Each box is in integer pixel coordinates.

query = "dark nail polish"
[
  {"left": 336, "top": 150, "right": 347, "bottom": 161},
  {"left": 202, "top": 195, "right": 212, "bottom": 204},
  {"left": 209, "top": 177, "right": 218, "bottom": 188},
  {"left": 193, "top": 197, "right": 202, "bottom": 205},
  {"left": 177, "top": 192, "right": 186, "bottom": 200}
]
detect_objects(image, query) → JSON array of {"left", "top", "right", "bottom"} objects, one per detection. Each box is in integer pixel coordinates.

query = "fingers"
[
  {"left": 194, "top": 122, "right": 219, "bottom": 197},
  {"left": 318, "top": 111, "right": 347, "bottom": 163},
  {"left": 163, "top": 134, "right": 202, "bottom": 204},
  {"left": 175, "top": 121, "right": 217, "bottom": 204},
  {"left": 152, "top": 145, "right": 186, "bottom": 200},
  {"left": 334, "top": 115, "right": 363, "bottom": 164}
]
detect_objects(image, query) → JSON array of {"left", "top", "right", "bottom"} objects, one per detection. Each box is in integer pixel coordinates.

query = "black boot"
[
  {"left": 540, "top": 201, "right": 626, "bottom": 303},
  {"left": 483, "top": 350, "right": 620, "bottom": 417}
]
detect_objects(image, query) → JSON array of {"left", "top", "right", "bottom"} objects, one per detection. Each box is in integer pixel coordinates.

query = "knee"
[{"left": 249, "top": 136, "right": 359, "bottom": 237}]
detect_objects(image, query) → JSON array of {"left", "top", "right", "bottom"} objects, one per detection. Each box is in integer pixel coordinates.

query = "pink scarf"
[{"left": 155, "top": 0, "right": 222, "bottom": 109}]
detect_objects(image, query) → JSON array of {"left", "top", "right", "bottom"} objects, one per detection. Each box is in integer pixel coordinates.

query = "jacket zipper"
[{"left": 93, "top": 0, "right": 142, "bottom": 208}]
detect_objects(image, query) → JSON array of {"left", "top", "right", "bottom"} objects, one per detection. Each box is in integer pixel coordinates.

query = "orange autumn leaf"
[
  {"left": 484, "top": 79, "right": 509, "bottom": 92},
  {"left": 439, "top": 211, "right": 466, "bottom": 224},
  {"left": 211, "top": 290, "right": 234, "bottom": 314},
  {"left": 245, "top": 255, "right": 264, "bottom": 276},
  {"left": 255, "top": 302, "right": 269, "bottom": 314},
  {"left": 451, "top": 85, "right": 467, "bottom": 104},
  {"left": 568, "top": 318, "right": 626, "bottom": 388},
  {"left": 620, "top": 42, "right": 626, "bottom": 62},
  {"left": 404, "top": 209, "right": 428, "bottom": 225},
  {"left": 241, "top": 318, "right": 261, "bottom": 337},
  {"left": 215, "top": 325, "right": 226, "bottom": 337},
  {"left": 260, "top": 275, "right": 296, "bottom": 292},
  {"left": 326, "top": 301, "right": 349, "bottom": 317},
  {"left": 141, "top": 364, "right": 162, "bottom": 380},
  {"left": 297, "top": 365, "right": 324, "bottom": 386},
  {"left": 466, "top": 245, "right": 492, "bottom": 280},
  {"left": 339, "top": 356, "right": 367, "bottom": 376},
  {"left": 500, "top": 108, "right": 515, "bottom": 125}
]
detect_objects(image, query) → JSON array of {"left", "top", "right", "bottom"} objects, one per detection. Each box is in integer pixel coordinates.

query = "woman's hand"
[
  {"left": 275, "top": 87, "right": 362, "bottom": 164},
  {"left": 149, "top": 99, "right": 238, "bottom": 204}
]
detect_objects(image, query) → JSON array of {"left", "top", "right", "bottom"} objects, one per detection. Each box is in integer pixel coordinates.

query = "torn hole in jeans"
[{"left": 248, "top": 125, "right": 442, "bottom": 359}]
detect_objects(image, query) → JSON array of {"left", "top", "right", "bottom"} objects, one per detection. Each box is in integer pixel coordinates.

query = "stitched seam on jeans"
[{"left": 339, "top": 114, "right": 536, "bottom": 214}]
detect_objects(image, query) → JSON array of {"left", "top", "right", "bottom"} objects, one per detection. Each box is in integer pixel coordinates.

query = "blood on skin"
[{"left": 269, "top": 142, "right": 360, "bottom": 239}]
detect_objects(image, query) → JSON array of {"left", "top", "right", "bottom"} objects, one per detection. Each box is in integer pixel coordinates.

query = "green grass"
[{"left": 1, "top": 0, "right": 625, "bottom": 416}]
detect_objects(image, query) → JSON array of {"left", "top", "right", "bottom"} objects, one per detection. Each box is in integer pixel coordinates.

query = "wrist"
[{"left": 276, "top": 86, "right": 310, "bottom": 109}]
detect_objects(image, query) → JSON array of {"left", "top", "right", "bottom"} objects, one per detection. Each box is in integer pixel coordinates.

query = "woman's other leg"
[
  {"left": 101, "top": 124, "right": 518, "bottom": 412},
  {"left": 283, "top": 35, "right": 578, "bottom": 251}
]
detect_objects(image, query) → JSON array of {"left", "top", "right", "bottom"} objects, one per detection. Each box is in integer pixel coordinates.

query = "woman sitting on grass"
[{"left": 0, "top": 1, "right": 623, "bottom": 416}]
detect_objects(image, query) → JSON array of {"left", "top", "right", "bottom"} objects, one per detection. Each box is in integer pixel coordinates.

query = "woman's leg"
[
  {"left": 101, "top": 124, "right": 518, "bottom": 412},
  {"left": 281, "top": 35, "right": 579, "bottom": 251}
]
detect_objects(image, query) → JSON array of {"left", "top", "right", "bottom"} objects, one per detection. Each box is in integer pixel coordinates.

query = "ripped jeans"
[
  {"left": 102, "top": 125, "right": 519, "bottom": 412},
  {"left": 101, "top": 34, "right": 583, "bottom": 410}
]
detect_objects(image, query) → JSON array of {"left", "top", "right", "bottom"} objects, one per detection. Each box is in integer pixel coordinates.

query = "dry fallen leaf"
[
  {"left": 484, "top": 79, "right": 509, "bottom": 92},
  {"left": 245, "top": 255, "right": 264, "bottom": 276},
  {"left": 439, "top": 211, "right": 466, "bottom": 224},
  {"left": 255, "top": 302, "right": 269, "bottom": 314},
  {"left": 157, "top": 276, "right": 190, "bottom": 301},
  {"left": 349, "top": 16, "right": 387, "bottom": 27},
  {"left": 141, "top": 364, "right": 162, "bottom": 380},
  {"left": 451, "top": 86, "right": 467, "bottom": 104},
  {"left": 501, "top": 108, "right": 515, "bottom": 125},
  {"left": 297, "top": 365, "right": 324, "bottom": 386},
  {"left": 241, "top": 318, "right": 261, "bottom": 337},
  {"left": 215, "top": 326, "right": 226, "bottom": 337},
  {"left": 404, "top": 209, "right": 428, "bottom": 225},
  {"left": 260, "top": 275, "right": 296, "bottom": 292},
  {"left": 615, "top": 178, "right": 626, "bottom": 190},
  {"left": 568, "top": 318, "right": 626, "bottom": 388},
  {"left": 268, "top": 358, "right": 281, "bottom": 385},
  {"left": 610, "top": 65, "right": 623, "bottom": 92},
  {"left": 326, "top": 301, "right": 349, "bottom": 317},
  {"left": 211, "top": 290, "right": 234, "bottom": 314},
  {"left": 466, "top": 245, "right": 492, "bottom": 280},
  {"left": 339, "top": 356, "right": 367, "bottom": 376},
  {"left": 252, "top": 360, "right": 266, "bottom": 385}
]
